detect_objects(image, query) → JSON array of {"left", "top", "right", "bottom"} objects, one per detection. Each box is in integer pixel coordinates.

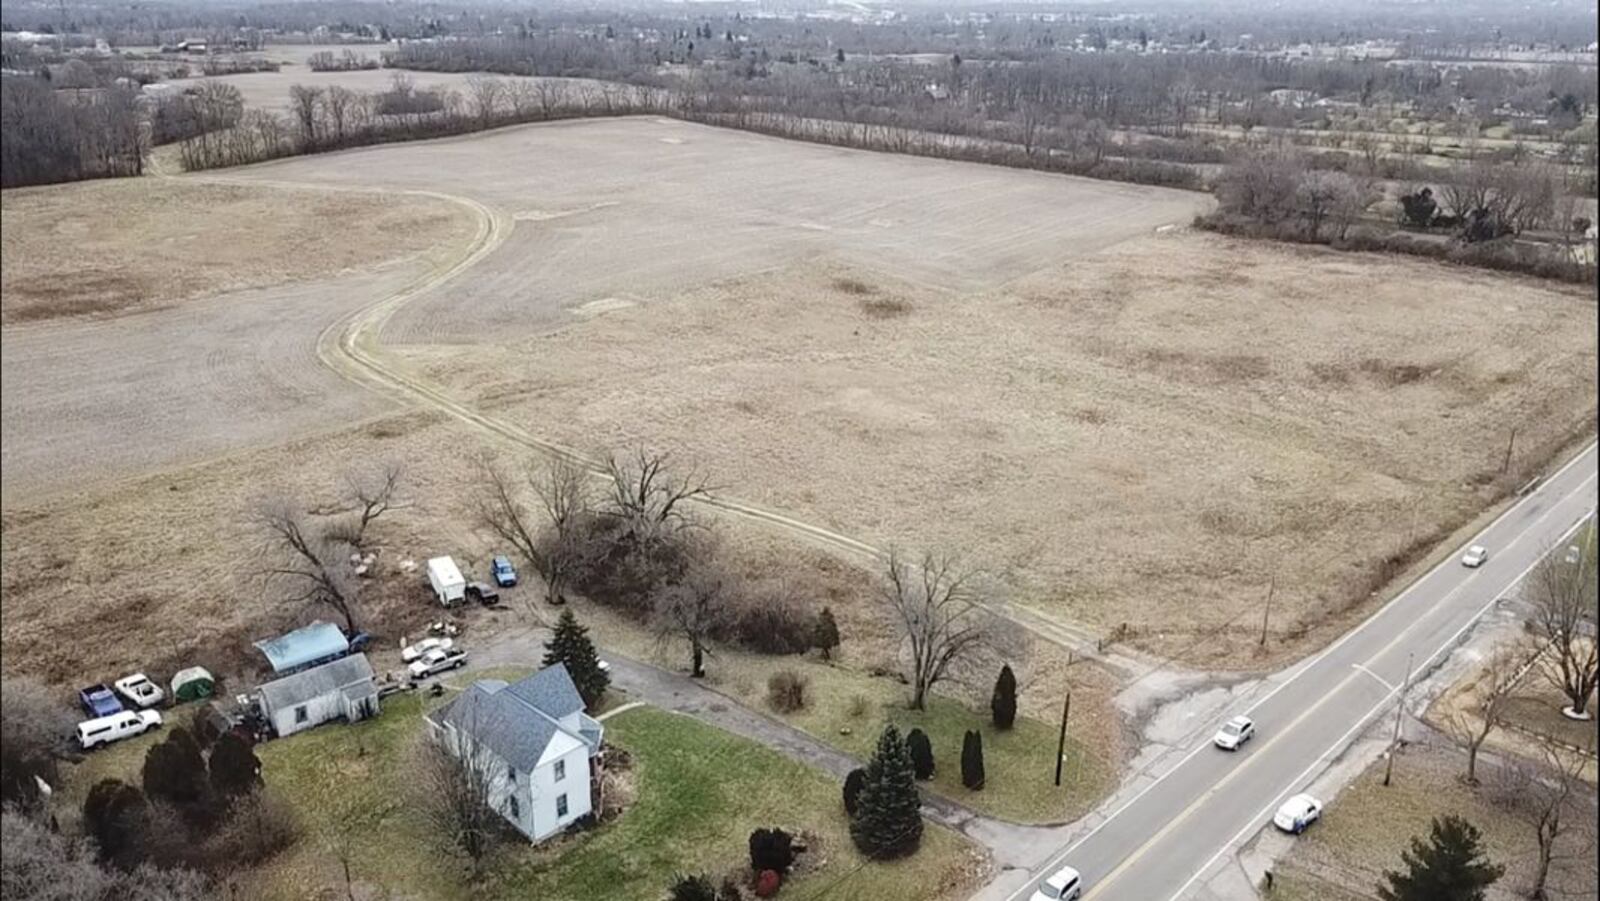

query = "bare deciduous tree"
[
  {"left": 653, "top": 545, "right": 731, "bottom": 678},
  {"left": 324, "top": 795, "right": 399, "bottom": 901},
  {"left": 464, "top": 74, "right": 505, "bottom": 126},
  {"left": 879, "top": 549, "right": 992, "bottom": 710},
  {"left": 1442, "top": 642, "right": 1531, "bottom": 785},
  {"left": 477, "top": 456, "right": 591, "bottom": 606},
  {"left": 253, "top": 465, "right": 404, "bottom": 633},
  {"left": 414, "top": 714, "right": 507, "bottom": 878},
  {"left": 1, "top": 676, "right": 75, "bottom": 808},
  {"left": 1527, "top": 547, "right": 1599, "bottom": 720},
  {"left": 1492, "top": 735, "right": 1597, "bottom": 900},
  {"left": 602, "top": 448, "right": 712, "bottom": 545}
]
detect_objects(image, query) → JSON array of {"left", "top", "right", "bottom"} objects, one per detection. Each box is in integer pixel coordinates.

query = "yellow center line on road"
[{"left": 1079, "top": 474, "right": 1597, "bottom": 901}]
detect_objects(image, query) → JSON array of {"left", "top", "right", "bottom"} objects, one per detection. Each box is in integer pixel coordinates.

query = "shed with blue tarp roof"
[{"left": 253, "top": 621, "right": 350, "bottom": 674}]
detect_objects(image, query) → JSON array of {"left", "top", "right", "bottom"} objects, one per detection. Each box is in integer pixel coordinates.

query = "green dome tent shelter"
[{"left": 171, "top": 667, "right": 216, "bottom": 703}]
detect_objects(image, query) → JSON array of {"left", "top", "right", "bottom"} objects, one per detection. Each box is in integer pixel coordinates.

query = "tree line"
[{"left": 0, "top": 78, "right": 143, "bottom": 188}]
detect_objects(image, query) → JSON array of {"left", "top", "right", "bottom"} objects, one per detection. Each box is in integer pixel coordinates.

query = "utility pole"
[
  {"left": 1501, "top": 427, "right": 1517, "bottom": 475},
  {"left": 1054, "top": 691, "right": 1072, "bottom": 787},
  {"left": 1383, "top": 652, "right": 1415, "bottom": 787},
  {"left": 1259, "top": 573, "right": 1276, "bottom": 647}
]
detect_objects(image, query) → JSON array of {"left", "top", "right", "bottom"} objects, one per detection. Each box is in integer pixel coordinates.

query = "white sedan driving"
[
  {"left": 1461, "top": 545, "right": 1489, "bottom": 568},
  {"left": 1029, "top": 865, "right": 1082, "bottom": 901},
  {"left": 1273, "top": 793, "right": 1324, "bottom": 834},
  {"left": 1213, "top": 715, "right": 1256, "bottom": 751}
]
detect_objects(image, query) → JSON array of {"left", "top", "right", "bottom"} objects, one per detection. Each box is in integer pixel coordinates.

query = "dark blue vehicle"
[
  {"left": 78, "top": 684, "right": 125, "bottom": 718},
  {"left": 491, "top": 555, "right": 518, "bottom": 588}
]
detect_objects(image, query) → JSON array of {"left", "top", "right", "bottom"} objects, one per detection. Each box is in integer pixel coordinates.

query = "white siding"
[
  {"left": 269, "top": 692, "right": 343, "bottom": 738},
  {"left": 527, "top": 742, "right": 592, "bottom": 841}
]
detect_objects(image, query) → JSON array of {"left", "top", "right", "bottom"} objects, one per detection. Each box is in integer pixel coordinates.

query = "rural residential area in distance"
[{"left": 0, "top": 0, "right": 1596, "bottom": 898}]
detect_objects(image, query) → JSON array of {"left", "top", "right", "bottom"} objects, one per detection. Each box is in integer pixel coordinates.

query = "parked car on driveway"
[
  {"left": 113, "top": 674, "right": 164, "bottom": 708},
  {"left": 78, "top": 684, "right": 124, "bottom": 718},
  {"left": 77, "top": 709, "right": 161, "bottom": 750},
  {"left": 1273, "top": 794, "right": 1324, "bottom": 834},
  {"left": 1029, "top": 864, "right": 1083, "bottom": 900},
  {"left": 465, "top": 581, "right": 501, "bottom": 606},
  {"left": 491, "top": 555, "right": 518, "bottom": 587},
  {"left": 408, "top": 647, "right": 468, "bottom": 680},
  {"left": 401, "top": 637, "right": 454, "bottom": 663},
  {"left": 1461, "top": 545, "right": 1489, "bottom": 568},
  {"left": 1213, "top": 715, "right": 1256, "bottom": 751}
]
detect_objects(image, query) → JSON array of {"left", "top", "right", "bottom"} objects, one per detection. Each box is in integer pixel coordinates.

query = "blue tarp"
[{"left": 253, "top": 621, "right": 349, "bottom": 674}]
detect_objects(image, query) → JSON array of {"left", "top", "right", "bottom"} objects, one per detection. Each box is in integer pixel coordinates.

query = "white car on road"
[
  {"left": 1029, "top": 864, "right": 1083, "bottom": 901},
  {"left": 401, "top": 636, "right": 454, "bottom": 663},
  {"left": 1273, "top": 794, "right": 1324, "bottom": 834},
  {"left": 1213, "top": 715, "right": 1256, "bottom": 751},
  {"left": 1461, "top": 545, "right": 1489, "bottom": 568},
  {"left": 113, "top": 673, "right": 165, "bottom": 708},
  {"left": 408, "top": 647, "right": 468, "bottom": 680}
]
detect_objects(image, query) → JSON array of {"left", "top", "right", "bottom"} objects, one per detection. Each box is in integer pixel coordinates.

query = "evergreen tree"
[
  {"left": 906, "top": 727, "right": 935, "bottom": 780},
  {"left": 141, "top": 728, "right": 207, "bottom": 810},
  {"left": 543, "top": 609, "right": 611, "bottom": 707},
  {"left": 849, "top": 725, "right": 923, "bottom": 859},
  {"left": 669, "top": 873, "right": 716, "bottom": 901},
  {"left": 811, "top": 607, "right": 841, "bottom": 660},
  {"left": 207, "top": 732, "right": 262, "bottom": 799},
  {"left": 82, "top": 778, "right": 148, "bottom": 867},
  {"left": 1378, "top": 816, "right": 1504, "bottom": 901},
  {"left": 960, "top": 730, "right": 985, "bottom": 790},
  {"left": 749, "top": 827, "right": 797, "bottom": 872},
  {"left": 843, "top": 767, "right": 866, "bottom": 816},
  {"left": 991, "top": 665, "right": 1018, "bottom": 730}
]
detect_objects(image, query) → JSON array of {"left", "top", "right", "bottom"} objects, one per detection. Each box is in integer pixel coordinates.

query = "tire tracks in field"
[{"left": 166, "top": 163, "right": 1114, "bottom": 661}]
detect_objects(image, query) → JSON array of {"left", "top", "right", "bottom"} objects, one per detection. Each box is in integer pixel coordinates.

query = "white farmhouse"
[
  {"left": 425, "top": 664, "right": 603, "bottom": 842},
  {"left": 256, "top": 653, "right": 379, "bottom": 738}
]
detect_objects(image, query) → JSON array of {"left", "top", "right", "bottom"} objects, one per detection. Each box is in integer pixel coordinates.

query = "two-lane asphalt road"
[{"left": 1008, "top": 443, "right": 1598, "bottom": 901}]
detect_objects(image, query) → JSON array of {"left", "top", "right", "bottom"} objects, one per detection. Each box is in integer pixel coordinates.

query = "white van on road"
[{"left": 77, "top": 709, "right": 162, "bottom": 750}]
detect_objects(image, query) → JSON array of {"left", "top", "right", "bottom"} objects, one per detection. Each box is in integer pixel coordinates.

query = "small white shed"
[{"left": 257, "top": 653, "right": 378, "bottom": 739}]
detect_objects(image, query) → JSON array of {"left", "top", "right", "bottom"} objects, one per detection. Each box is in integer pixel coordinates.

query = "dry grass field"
[
  {"left": 0, "top": 177, "right": 477, "bottom": 501},
  {"left": 226, "top": 116, "right": 1210, "bottom": 342},
  {"left": 0, "top": 177, "right": 469, "bottom": 323},
  {"left": 404, "top": 229, "right": 1597, "bottom": 664}
]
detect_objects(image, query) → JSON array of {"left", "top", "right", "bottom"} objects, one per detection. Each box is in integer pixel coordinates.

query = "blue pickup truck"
[{"left": 78, "top": 684, "right": 125, "bottom": 718}]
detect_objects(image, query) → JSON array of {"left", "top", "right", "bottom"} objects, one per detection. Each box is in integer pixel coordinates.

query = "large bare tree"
[
  {"left": 602, "top": 447, "right": 712, "bottom": 545},
  {"left": 414, "top": 712, "right": 508, "bottom": 878},
  {"left": 879, "top": 549, "right": 992, "bottom": 710},
  {"left": 1492, "top": 735, "right": 1597, "bottom": 900},
  {"left": 253, "top": 464, "right": 404, "bottom": 633},
  {"left": 653, "top": 546, "right": 731, "bottom": 678},
  {"left": 476, "top": 455, "right": 592, "bottom": 606},
  {"left": 1441, "top": 642, "right": 1531, "bottom": 785},
  {"left": 1527, "top": 545, "right": 1598, "bottom": 720}
]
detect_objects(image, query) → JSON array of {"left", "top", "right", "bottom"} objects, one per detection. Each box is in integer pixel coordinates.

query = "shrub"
[
  {"left": 749, "top": 827, "right": 796, "bottom": 873},
  {"left": 726, "top": 590, "right": 815, "bottom": 655},
  {"left": 906, "top": 728, "right": 934, "bottom": 780},
  {"left": 718, "top": 876, "right": 745, "bottom": 901},
  {"left": 846, "top": 693, "right": 870, "bottom": 718},
  {"left": 142, "top": 729, "right": 209, "bottom": 813},
  {"left": 766, "top": 671, "right": 809, "bottom": 713},
  {"left": 754, "top": 869, "right": 782, "bottom": 898},
  {"left": 671, "top": 873, "right": 718, "bottom": 901},
  {"left": 810, "top": 607, "right": 841, "bottom": 660},
  {"left": 842, "top": 768, "right": 866, "bottom": 816},
  {"left": 960, "top": 730, "right": 985, "bottom": 791},
  {"left": 991, "top": 665, "right": 1018, "bottom": 730},
  {"left": 83, "top": 779, "right": 149, "bottom": 868}
]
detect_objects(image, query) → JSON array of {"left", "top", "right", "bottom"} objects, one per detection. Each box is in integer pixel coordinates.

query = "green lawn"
[
  {"left": 238, "top": 700, "right": 978, "bottom": 900},
  {"left": 735, "top": 659, "right": 1113, "bottom": 825}
]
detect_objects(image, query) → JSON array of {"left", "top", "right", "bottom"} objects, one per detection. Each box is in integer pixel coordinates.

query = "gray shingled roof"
[
  {"left": 258, "top": 653, "right": 374, "bottom": 712},
  {"left": 426, "top": 663, "right": 586, "bottom": 771},
  {"left": 503, "top": 663, "right": 584, "bottom": 719}
]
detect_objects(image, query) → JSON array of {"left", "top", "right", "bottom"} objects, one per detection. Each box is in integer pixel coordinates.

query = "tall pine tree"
[
  {"left": 1378, "top": 815, "right": 1503, "bottom": 901},
  {"left": 543, "top": 609, "right": 610, "bottom": 707},
  {"left": 850, "top": 725, "right": 923, "bottom": 859},
  {"left": 991, "top": 665, "right": 1017, "bottom": 730},
  {"left": 811, "top": 607, "right": 841, "bottom": 660}
]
